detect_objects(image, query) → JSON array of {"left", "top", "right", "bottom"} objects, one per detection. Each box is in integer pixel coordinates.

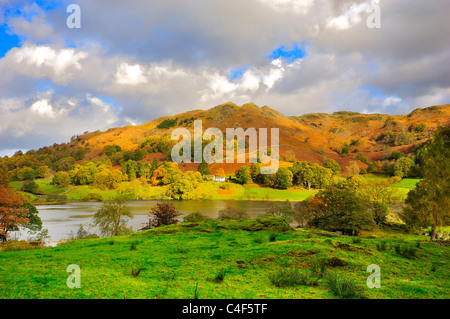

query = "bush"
[
  {"left": 376, "top": 241, "right": 387, "bottom": 251},
  {"left": 157, "top": 118, "right": 178, "bottom": 129},
  {"left": 253, "top": 237, "right": 263, "bottom": 244},
  {"left": 394, "top": 244, "right": 417, "bottom": 259},
  {"left": 323, "top": 256, "right": 348, "bottom": 267},
  {"left": 269, "top": 268, "right": 319, "bottom": 287},
  {"left": 217, "top": 207, "right": 250, "bottom": 220},
  {"left": 131, "top": 265, "right": 144, "bottom": 277},
  {"left": 45, "top": 194, "right": 67, "bottom": 203},
  {"left": 142, "top": 202, "right": 181, "bottom": 229},
  {"left": 269, "top": 233, "right": 277, "bottom": 242},
  {"left": 80, "top": 193, "right": 103, "bottom": 202},
  {"left": 183, "top": 211, "right": 212, "bottom": 222},
  {"left": 211, "top": 268, "right": 227, "bottom": 283},
  {"left": 21, "top": 180, "right": 39, "bottom": 194},
  {"left": 310, "top": 259, "right": 327, "bottom": 278},
  {"left": 324, "top": 272, "right": 364, "bottom": 299}
]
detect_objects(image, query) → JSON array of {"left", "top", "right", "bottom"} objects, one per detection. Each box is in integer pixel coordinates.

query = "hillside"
[{"left": 75, "top": 103, "right": 450, "bottom": 173}]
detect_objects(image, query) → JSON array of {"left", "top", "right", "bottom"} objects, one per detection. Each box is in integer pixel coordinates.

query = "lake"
[{"left": 11, "top": 200, "right": 284, "bottom": 245}]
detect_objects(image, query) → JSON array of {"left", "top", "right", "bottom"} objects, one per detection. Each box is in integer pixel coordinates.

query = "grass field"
[
  {"left": 12, "top": 174, "right": 420, "bottom": 204},
  {"left": 0, "top": 217, "right": 448, "bottom": 299}
]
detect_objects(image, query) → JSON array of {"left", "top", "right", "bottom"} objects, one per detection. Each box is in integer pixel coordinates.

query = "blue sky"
[
  {"left": 0, "top": 0, "right": 449, "bottom": 156},
  {"left": 0, "top": 24, "right": 20, "bottom": 57},
  {"left": 268, "top": 42, "right": 308, "bottom": 64}
]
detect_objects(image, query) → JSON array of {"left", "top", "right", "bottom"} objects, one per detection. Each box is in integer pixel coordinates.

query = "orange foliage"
[{"left": 0, "top": 186, "right": 28, "bottom": 241}]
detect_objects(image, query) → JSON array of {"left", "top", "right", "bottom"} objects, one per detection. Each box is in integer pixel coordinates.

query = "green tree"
[
  {"left": 36, "top": 165, "right": 52, "bottom": 178},
  {"left": 93, "top": 169, "right": 126, "bottom": 190},
  {"left": 122, "top": 160, "right": 138, "bottom": 180},
  {"left": 323, "top": 159, "right": 341, "bottom": 175},
  {"left": 402, "top": 127, "right": 450, "bottom": 241},
  {"left": 171, "top": 179, "right": 195, "bottom": 200},
  {"left": 16, "top": 167, "right": 35, "bottom": 181},
  {"left": 197, "top": 160, "right": 210, "bottom": 176},
  {"left": 91, "top": 198, "right": 133, "bottom": 237},
  {"left": 52, "top": 171, "right": 71, "bottom": 187},
  {"left": 150, "top": 161, "right": 183, "bottom": 185},
  {"left": 276, "top": 167, "right": 293, "bottom": 189},
  {"left": 21, "top": 180, "right": 39, "bottom": 194},
  {"left": 235, "top": 166, "right": 252, "bottom": 185},
  {"left": 312, "top": 187, "right": 376, "bottom": 235},
  {"left": 54, "top": 157, "right": 75, "bottom": 172},
  {"left": 250, "top": 163, "right": 262, "bottom": 183}
]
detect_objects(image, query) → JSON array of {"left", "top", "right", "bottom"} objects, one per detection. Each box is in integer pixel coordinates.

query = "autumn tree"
[
  {"left": 171, "top": 179, "right": 195, "bottom": 200},
  {"left": 0, "top": 186, "right": 28, "bottom": 241},
  {"left": 150, "top": 161, "right": 183, "bottom": 185},
  {"left": 141, "top": 202, "right": 181, "bottom": 229},
  {"left": 0, "top": 169, "right": 42, "bottom": 241},
  {"left": 52, "top": 171, "right": 71, "bottom": 187}
]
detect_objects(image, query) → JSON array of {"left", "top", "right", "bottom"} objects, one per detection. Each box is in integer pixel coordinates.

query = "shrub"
[
  {"left": 217, "top": 207, "right": 250, "bottom": 220},
  {"left": 269, "top": 233, "right": 277, "bottom": 242},
  {"left": 253, "top": 237, "right": 263, "bottom": 244},
  {"left": 310, "top": 259, "right": 327, "bottom": 278},
  {"left": 131, "top": 265, "right": 144, "bottom": 277},
  {"left": 45, "top": 194, "right": 67, "bottom": 203},
  {"left": 324, "top": 272, "right": 364, "bottom": 299},
  {"left": 183, "top": 211, "right": 212, "bottom": 222},
  {"left": 394, "top": 244, "right": 417, "bottom": 259},
  {"left": 142, "top": 202, "right": 181, "bottom": 229},
  {"left": 376, "top": 241, "right": 387, "bottom": 251},
  {"left": 212, "top": 268, "right": 227, "bottom": 283},
  {"left": 21, "top": 180, "right": 39, "bottom": 194},
  {"left": 157, "top": 118, "right": 178, "bottom": 129},
  {"left": 80, "top": 193, "right": 103, "bottom": 202},
  {"left": 130, "top": 242, "right": 137, "bottom": 251},
  {"left": 323, "top": 256, "right": 348, "bottom": 267},
  {"left": 269, "top": 268, "right": 319, "bottom": 288}
]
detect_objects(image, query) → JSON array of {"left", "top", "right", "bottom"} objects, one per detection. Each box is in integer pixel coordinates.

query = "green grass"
[
  {"left": 0, "top": 217, "right": 448, "bottom": 299},
  {"left": 14, "top": 174, "right": 415, "bottom": 204}
]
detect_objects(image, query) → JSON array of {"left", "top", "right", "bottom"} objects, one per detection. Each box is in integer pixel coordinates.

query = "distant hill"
[{"left": 73, "top": 102, "right": 449, "bottom": 173}]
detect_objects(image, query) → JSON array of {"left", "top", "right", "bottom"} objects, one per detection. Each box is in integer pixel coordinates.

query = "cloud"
[{"left": 115, "top": 63, "right": 147, "bottom": 85}]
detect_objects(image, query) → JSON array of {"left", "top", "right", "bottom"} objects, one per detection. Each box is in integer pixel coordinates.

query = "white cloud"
[
  {"left": 30, "top": 99, "right": 57, "bottom": 118},
  {"left": 258, "top": 0, "right": 314, "bottom": 14},
  {"left": 383, "top": 96, "right": 402, "bottom": 107},
  {"left": 116, "top": 63, "right": 147, "bottom": 85}
]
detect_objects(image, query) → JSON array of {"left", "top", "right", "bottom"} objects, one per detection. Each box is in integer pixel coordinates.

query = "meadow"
[
  {"left": 0, "top": 216, "right": 448, "bottom": 299},
  {"left": 12, "top": 174, "right": 418, "bottom": 204}
]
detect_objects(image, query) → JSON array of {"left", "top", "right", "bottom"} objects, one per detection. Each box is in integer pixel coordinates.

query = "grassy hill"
[{"left": 0, "top": 216, "right": 448, "bottom": 299}]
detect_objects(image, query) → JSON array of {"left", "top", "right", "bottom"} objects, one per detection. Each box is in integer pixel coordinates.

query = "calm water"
[{"left": 11, "top": 200, "right": 281, "bottom": 245}]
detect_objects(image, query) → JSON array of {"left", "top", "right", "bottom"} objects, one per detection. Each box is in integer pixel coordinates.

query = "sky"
[{"left": 0, "top": 0, "right": 449, "bottom": 156}]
